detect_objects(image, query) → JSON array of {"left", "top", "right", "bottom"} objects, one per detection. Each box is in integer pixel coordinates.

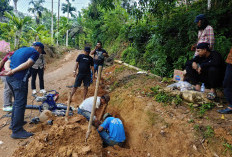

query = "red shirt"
[{"left": 1, "top": 51, "right": 14, "bottom": 72}]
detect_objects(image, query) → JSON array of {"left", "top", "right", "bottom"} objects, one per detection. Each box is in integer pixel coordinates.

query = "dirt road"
[{"left": 0, "top": 50, "right": 81, "bottom": 157}]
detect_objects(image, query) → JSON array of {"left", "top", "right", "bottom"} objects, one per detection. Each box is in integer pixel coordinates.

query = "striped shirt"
[{"left": 197, "top": 25, "right": 215, "bottom": 48}]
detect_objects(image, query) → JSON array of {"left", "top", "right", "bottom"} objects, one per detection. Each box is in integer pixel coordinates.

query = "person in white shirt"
[{"left": 77, "top": 94, "right": 110, "bottom": 121}]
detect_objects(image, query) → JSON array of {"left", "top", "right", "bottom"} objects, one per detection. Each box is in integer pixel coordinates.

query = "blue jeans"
[
  {"left": 7, "top": 76, "right": 28, "bottom": 133},
  {"left": 223, "top": 64, "right": 232, "bottom": 108},
  {"left": 97, "top": 129, "right": 121, "bottom": 146},
  {"left": 94, "top": 64, "right": 103, "bottom": 74},
  {"left": 78, "top": 108, "right": 91, "bottom": 121}
]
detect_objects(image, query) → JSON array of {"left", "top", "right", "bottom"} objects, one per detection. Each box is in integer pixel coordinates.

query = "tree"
[
  {"left": 62, "top": 0, "right": 76, "bottom": 46},
  {"left": 28, "top": 0, "right": 45, "bottom": 24},
  {"left": 0, "top": 0, "right": 13, "bottom": 18},
  {"left": 4, "top": 12, "right": 31, "bottom": 48}
]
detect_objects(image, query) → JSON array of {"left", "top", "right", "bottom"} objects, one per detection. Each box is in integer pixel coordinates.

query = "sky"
[{"left": 9, "top": 0, "right": 91, "bottom": 17}]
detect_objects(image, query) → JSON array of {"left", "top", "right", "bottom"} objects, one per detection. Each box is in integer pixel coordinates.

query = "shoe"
[
  {"left": 9, "top": 121, "right": 27, "bottom": 130},
  {"left": 11, "top": 130, "right": 34, "bottom": 139},
  {"left": 217, "top": 108, "right": 232, "bottom": 114},
  {"left": 3, "top": 106, "right": 12, "bottom": 112},
  {"left": 39, "top": 89, "right": 46, "bottom": 94},
  {"left": 32, "top": 89, "right": 37, "bottom": 95}
]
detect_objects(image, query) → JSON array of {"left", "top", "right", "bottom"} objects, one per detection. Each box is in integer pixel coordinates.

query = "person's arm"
[
  {"left": 200, "top": 52, "right": 222, "bottom": 69},
  {"left": 0, "top": 60, "right": 5, "bottom": 70},
  {"left": 90, "top": 47, "right": 97, "bottom": 55},
  {"left": 4, "top": 60, "right": 11, "bottom": 71},
  {"left": 98, "top": 126, "right": 104, "bottom": 132},
  {"left": 5, "top": 59, "right": 35, "bottom": 76},
  {"left": 206, "top": 26, "right": 215, "bottom": 50},
  {"left": 73, "top": 62, "right": 79, "bottom": 77}
]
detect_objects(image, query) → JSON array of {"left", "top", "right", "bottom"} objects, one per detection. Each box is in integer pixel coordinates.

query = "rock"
[
  {"left": 72, "top": 153, "right": 78, "bottom": 157},
  {"left": 39, "top": 110, "right": 52, "bottom": 122},
  {"left": 147, "top": 153, "right": 151, "bottom": 156},
  {"left": 213, "top": 152, "right": 219, "bottom": 157},
  {"left": 160, "top": 130, "right": 166, "bottom": 137},
  {"left": 20, "top": 141, "right": 29, "bottom": 146},
  {"left": 81, "top": 146, "right": 91, "bottom": 154},
  {"left": 0, "top": 141, "right": 3, "bottom": 145},
  {"left": 193, "top": 145, "right": 197, "bottom": 151},
  {"left": 67, "top": 148, "right": 73, "bottom": 157}
]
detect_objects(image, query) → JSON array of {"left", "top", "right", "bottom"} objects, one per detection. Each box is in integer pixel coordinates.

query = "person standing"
[
  {"left": 0, "top": 51, "right": 14, "bottom": 112},
  {"left": 4, "top": 42, "right": 45, "bottom": 139},
  {"left": 218, "top": 48, "right": 232, "bottom": 114},
  {"left": 71, "top": 47, "right": 94, "bottom": 101},
  {"left": 31, "top": 53, "right": 46, "bottom": 95},
  {"left": 192, "top": 14, "right": 215, "bottom": 56},
  {"left": 90, "top": 41, "right": 108, "bottom": 76}
]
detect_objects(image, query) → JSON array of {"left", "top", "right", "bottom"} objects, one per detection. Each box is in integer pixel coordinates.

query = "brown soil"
[{"left": 1, "top": 50, "right": 232, "bottom": 157}]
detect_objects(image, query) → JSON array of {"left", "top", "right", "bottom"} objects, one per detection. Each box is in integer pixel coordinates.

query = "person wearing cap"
[
  {"left": 90, "top": 41, "right": 108, "bottom": 76},
  {"left": 218, "top": 48, "right": 232, "bottom": 114},
  {"left": 3, "top": 42, "right": 45, "bottom": 139},
  {"left": 97, "top": 113, "right": 126, "bottom": 147},
  {"left": 185, "top": 43, "right": 225, "bottom": 100},
  {"left": 71, "top": 47, "right": 94, "bottom": 100},
  {"left": 77, "top": 94, "right": 110, "bottom": 121},
  {"left": 193, "top": 14, "right": 215, "bottom": 56},
  {"left": 31, "top": 43, "right": 46, "bottom": 95}
]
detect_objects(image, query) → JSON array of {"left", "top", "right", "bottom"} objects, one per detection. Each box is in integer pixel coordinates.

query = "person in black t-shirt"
[
  {"left": 71, "top": 47, "right": 94, "bottom": 100},
  {"left": 90, "top": 41, "right": 108, "bottom": 77},
  {"left": 185, "top": 43, "right": 225, "bottom": 100}
]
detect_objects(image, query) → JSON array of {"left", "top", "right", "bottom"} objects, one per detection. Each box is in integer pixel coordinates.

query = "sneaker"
[
  {"left": 32, "top": 89, "right": 37, "bottom": 95},
  {"left": 11, "top": 129, "right": 34, "bottom": 139},
  {"left": 217, "top": 108, "right": 232, "bottom": 114},
  {"left": 39, "top": 89, "right": 46, "bottom": 94},
  {"left": 3, "top": 106, "right": 12, "bottom": 112}
]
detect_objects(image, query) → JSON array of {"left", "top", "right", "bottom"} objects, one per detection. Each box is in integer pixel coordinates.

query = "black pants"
[
  {"left": 185, "top": 66, "right": 223, "bottom": 89},
  {"left": 223, "top": 64, "right": 232, "bottom": 107},
  {"left": 31, "top": 68, "right": 44, "bottom": 90}
]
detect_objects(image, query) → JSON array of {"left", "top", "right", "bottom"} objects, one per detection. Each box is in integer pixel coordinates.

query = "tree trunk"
[
  {"left": 51, "top": 0, "right": 54, "bottom": 43},
  {"left": 207, "top": 0, "right": 211, "bottom": 10},
  {"left": 57, "top": 0, "right": 60, "bottom": 46},
  {"left": 13, "top": 0, "right": 18, "bottom": 12},
  {"left": 66, "top": 1, "right": 70, "bottom": 47}
]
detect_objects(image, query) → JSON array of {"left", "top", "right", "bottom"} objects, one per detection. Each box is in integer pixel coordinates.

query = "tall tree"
[
  {"left": 28, "top": 0, "right": 45, "bottom": 24},
  {"left": 62, "top": 0, "right": 76, "bottom": 46},
  {"left": 4, "top": 12, "right": 31, "bottom": 48}
]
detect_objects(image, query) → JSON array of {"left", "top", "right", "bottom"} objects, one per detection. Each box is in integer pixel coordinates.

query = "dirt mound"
[{"left": 13, "top": 115, "right": 102, "bottom": 157}]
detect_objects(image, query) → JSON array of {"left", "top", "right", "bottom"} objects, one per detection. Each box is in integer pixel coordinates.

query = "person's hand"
[
  {"left": 1, "top": 70, "right": 14, "bottom": 76},
  {"left": 73, "top": 71, "right": 76, "bottom": 77},
  {"left": 192, "top": 62, "right": 198, "bottom": 70}
]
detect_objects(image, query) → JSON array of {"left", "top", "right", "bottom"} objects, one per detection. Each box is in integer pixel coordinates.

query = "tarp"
[{"left": 0, "top": 40, "right": 10, "bottom": 53}]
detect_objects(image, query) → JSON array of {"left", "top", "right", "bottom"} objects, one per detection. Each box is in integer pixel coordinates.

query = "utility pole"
[
  {"left": 57, "top": 0, "right": 60, "bottom": 46},
  {"left": 66, "top": 0, "right": 70, "bottom": 47},
  {"left": 51, "top": 0, "right": 54, "bottom": 43}
]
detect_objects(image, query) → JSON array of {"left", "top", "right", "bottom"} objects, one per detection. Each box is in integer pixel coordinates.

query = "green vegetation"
[
  {"left": 78, "top": 0, "right": 232, "bottom": 77},
  {"left": 198, "top": 102, "right": 215, "bottom": 117},
  {"left": 223, "top": 143, "right": 232, "bottom": 154}
]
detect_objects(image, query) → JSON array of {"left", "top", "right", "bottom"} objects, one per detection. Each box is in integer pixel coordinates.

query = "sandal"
[{"left": 207, "top": 92, "right": 216, "bottom": 100}]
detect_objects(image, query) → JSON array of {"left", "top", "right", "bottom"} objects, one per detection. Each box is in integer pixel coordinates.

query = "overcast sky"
[{"left": 9, "top": 0, "right": 91, "bottom": 17}]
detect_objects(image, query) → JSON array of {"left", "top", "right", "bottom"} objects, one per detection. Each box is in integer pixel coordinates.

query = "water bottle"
[{"left": 201, "top": 83, "right": 205, "bottom": 93}]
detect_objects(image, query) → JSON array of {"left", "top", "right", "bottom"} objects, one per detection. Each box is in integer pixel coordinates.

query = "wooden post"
[
  {"left": 65, "top": 92, "right": 72, "bottom": 121},
  {"left": 85, "top": 66, "right": 103, "bottom": 141}
]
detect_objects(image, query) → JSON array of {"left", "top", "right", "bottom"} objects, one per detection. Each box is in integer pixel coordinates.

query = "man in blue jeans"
[
  {"left": 4, "top": 42, "right": 45, "bottom": 139},
  {"left": 97, "top": 113, "right": 126, "bottom": 147}
]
